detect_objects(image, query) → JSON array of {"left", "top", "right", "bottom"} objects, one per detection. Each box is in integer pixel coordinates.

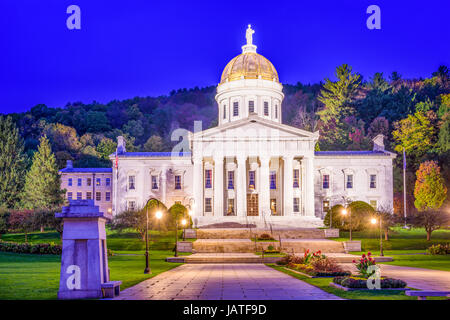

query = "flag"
[
  {"left": 115, "top": 151, "right": 118, "bottom": 169},
  {"left": 403, "top": 147, "right": 406, "bottom": 170}
]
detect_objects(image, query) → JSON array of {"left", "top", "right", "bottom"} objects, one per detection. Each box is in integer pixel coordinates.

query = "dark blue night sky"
[{"left": 0, "top": 0, "right": 449, "bottom": 113}]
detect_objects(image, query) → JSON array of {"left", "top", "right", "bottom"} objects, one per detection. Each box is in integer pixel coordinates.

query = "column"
[
  {"left": 236, "top": 155, "right": 246, "bottom": 216},
  {"left": 305, "top": 156, "right": 315, "bottom": 216},
  {"left": 283, "top": 155, "right": 293, "bottom": 216},
  {"left": 193, "top": 157, "right": 203, "bottom": 216},
  {"left": 213, "top": 156, "right": 224, "bottom": 217},
  {"left": 259, "top": 156, "right": 270, "bottom": 216},
  {"left": 300, "top": 159, "right": 306, "bottom": 215}
]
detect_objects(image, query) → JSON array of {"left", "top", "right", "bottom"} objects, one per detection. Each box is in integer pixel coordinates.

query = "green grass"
[
  {"left": 331, "top": 227, "right": 450, "bottom": 251},
  {"left": 268, "top": 264, "right": 445, "bottom": 300},
  {"left": 0, "top": 250, "right": 182, "bottom": 300}
]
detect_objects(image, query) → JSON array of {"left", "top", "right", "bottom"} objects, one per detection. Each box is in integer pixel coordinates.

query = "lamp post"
[
  {"left": 182, "top": 218, "right": 187, "bottom": 241},
  {"left": 371, "top": 216, "right": 384, "bottom": 256},
  {"left": 144, "top": 209, "right": 163, "bottom": 274},
  {"left": 342, "top": 207, "right": 352, "bottom": 241}
]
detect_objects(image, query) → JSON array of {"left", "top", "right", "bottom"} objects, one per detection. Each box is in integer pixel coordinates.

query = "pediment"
[{"left": 193, "top": 116, "right": 319, "bottom": 141}]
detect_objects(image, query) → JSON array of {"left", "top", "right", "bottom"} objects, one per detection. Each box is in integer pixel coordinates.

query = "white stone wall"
[{"left": 313, "top": 155, "right": 395, "bottom": 218}]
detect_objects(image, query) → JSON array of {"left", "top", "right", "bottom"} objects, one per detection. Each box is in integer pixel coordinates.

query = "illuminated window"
[
  {"left": 322, "top": 175, "right": 330, "bottom": 189},
  {"left": 270, "top": 171, "right": 276, "bottom": 189},
  {"left": 249, "top": 171, "right": 256, "bottom": 189},
  {"left": 96, "top": 178, "right": 101, "bottom": 186},
  {"left": 205, "top": 170, "right": 212, "bottom": 188},
  {"left": 175, "top": 175, "right": 182, "bottom": 190},
  {"left": 87, "top": 178, "right": 92, "bottom": 186},
  {"left": 293, "top": 169, "right": 300, "bottom": 188},
  {"left": 227, "top": 171, "right": 234, "bottom": 190},
  {"left": 323, "top": 200, "right": 330, "bottom": 214},
  {"left": 151, "top": 175, "right": 158, "bottom": 189},
  {"left": 270, "top": 198, "right": 277, "bottom": 215},
  {"left": 227, "top": 199, "right": 235, "bottom": 216}
]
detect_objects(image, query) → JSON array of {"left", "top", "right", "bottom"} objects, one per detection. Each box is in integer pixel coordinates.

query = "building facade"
[
  {"left": 59, "top": 160, "right": 113, "bottom": 215},
  {"left": 108, "top": 26, "right": 396, "bottom": 228}
]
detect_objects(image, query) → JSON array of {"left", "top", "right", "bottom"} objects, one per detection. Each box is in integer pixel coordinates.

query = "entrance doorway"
[{"left": 247, "top": 194, "right": 258, "bottom": 216}]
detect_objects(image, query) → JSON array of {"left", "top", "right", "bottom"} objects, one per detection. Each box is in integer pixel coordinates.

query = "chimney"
[
  {"left": 117, "top": 136, "right": 126, "bottom": 154},
  {"left": 372, "top": 134, "right": 385, "bottom": 152},
  {"left": 66, "top": 160, "right": 73, "bottom": 169}
]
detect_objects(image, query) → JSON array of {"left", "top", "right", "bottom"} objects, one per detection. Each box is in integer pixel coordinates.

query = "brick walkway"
[
  {"left": 113, "top": 264, "right": 342, "bottom": 300},
  {"left": 341, "top": 264, "right": 450, "bottom": 291}
]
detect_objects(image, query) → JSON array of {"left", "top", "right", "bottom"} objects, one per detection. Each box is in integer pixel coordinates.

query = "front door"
[{"left": 247, "top": 194, "right": 258, "bottom": 216}]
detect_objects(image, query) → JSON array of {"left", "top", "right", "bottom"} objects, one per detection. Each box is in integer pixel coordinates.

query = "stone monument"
[{"left": 56, "top": 200, "right": 113, "bottom": 299}]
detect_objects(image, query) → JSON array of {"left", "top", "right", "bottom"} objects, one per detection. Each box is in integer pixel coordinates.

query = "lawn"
[{"left": 268, "top": 264, "right": 445, "bottom": 300}]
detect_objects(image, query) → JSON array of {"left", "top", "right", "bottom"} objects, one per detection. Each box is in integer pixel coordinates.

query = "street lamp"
[
  {"left": 342, "top": 207, "right": 352, "bottom": 241},
  {"left": 181, "top": 218, "right": 187, "bottom": 241},
  {"left": 144, "top": 209, "right": 163, "bottom": 274},
  {"left": 371, "top": 216, "right": 384, "bottom": 256}
]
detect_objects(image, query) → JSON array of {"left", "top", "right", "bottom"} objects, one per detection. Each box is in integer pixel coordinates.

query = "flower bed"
[
  {"left": 277, "top": 250, "right": 350, "bottom": 277},
  {"left": 332, "top": 276, "right": 407, "bottom": 290},
  {"left": 0, "top": 240, "right": 62, "bottom": 255}
]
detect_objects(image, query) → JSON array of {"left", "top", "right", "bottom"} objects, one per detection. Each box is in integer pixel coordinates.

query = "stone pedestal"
[
  {"left": 56, "top": 200, "right": 113, "bottom": 300},
  {"left": 343, "top": 240, "right": 362, "bottom": 252},
  {"left": 324, "top": 228, "right": 340, "bottom": 238}
]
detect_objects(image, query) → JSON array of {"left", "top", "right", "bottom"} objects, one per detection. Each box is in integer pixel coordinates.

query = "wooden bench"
[
  {"left": 101, "top": 281, "right": 122, "bottom": 298},
  {"left": 405, "top": 290, "right": 450, "bottom": 300}
]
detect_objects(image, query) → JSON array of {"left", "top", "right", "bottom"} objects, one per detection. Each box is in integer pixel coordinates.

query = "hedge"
[{"left": 0, "top": 240, "right": 62, "bottom": 255}]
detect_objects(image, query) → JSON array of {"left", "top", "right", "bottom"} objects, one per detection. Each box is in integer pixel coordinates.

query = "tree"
[
  {"left": 22, "top": 135, "right": 65, "bottom": 210},
  {"left": 414, "top": 161, "right": 447, "bottom": 212},
  {"left": 412, "top": 210, "right": 449, "bottom": 241},
  {"left": 0, "top": 116, "right": 27, "bottom": 209},
  {"left": 143, "top": 135, "right": 164, "bottom": 152},
  {"left": 9, "top": 210, "right": 35, "bottom": 243},
  {"left": 0, "top": 208, "right": 10, "bottom": 239},
  {"left": 375, "top": 206, "right": 396, "bottom": 241},
  {"left": 96, "top": 138, "right": 117, "bottom": 160}
]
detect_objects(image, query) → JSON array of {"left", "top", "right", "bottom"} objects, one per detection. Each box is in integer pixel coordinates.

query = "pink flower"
[
  {"left": 367, "top": 252, "right": 372, "bottom": 256},
  {"left": 362, "top": 254, "right": 366, "bottom": 258},
  {"left": 352, "top": 260, "right": 356, "bottom": 263}
]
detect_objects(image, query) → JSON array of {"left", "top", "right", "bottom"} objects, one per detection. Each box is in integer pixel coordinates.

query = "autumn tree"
[
  {"left": 22, "top": 135, "right": 65, "bottom": 210},
  {"left": 413, "top": 161, "right": 448, "bottom": 240},
  {"left": 9, "top": 210, "right": 35, "bottom": 243},
  {"left": 0, "top": 116, "right": 27, "bottom": 209}
]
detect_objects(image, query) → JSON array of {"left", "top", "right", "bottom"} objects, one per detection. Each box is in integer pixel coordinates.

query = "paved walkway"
[
  {"left": 341, "top": 264, "right": 450, "bottom": 291},
  {"left": 113, "top": 263, "right": 342, "bottom": 300}
]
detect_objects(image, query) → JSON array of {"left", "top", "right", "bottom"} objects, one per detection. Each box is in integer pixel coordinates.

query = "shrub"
[
  {"left": 276, "top": 253, "right": 304, "bottom": 265},
  {"left": 258, "top": 233, "right": 275, "bottom": 241},
  {"left": 427, "top": 243, "right": 450, "bottom": 255},
  {"left": 0, "top": 240, "right": 62, "bottom": 255}
]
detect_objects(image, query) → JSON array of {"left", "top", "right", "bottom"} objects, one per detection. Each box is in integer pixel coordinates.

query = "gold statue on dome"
[{"left": 246, "top": 24, "right": 255, "bottom": 45}]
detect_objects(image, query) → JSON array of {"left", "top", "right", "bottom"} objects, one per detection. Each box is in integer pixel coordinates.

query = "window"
[
  {"left": 227, "top": 199, "right": 235, "bottom": 216},
  {"left": 205, "top": 170, "right": 212, "bottom": 188},
  {"left": 105, "top": 192, "right": 111, "bottom": 202},
  {"left": 227, "top": 171, "right": 234, "bottom": 190},
  {"left": 96, "top": 192, "right": 101, "bottom": 201},
  {"left": 77, "top": 178, "right": 82, "bottom": 187},
  {"left": 86, "top": 192, "right": 92, "bottom": 200},
  {"left": 323, "top": 200, "right": 330, "bottom": 214},
  {"left": 96, "top": 178, "right": 101, "bottom": 186},
  {"left": 293, "top": 198, "right": 300, "bottom": 212},
  {"left": 233, "top": 101, "right": 239, "bottom": 116},
  {"left": 68, "top": 178, "right": 72, "bottom": 186},
  {"left": 248, "top": 100, "right": 255, "bottom": 113},
  {"left": 275, "top": 105, "right": 278, "bottom": 119},
  {"left": 106, "top": 178, "right": 111, "bottom": 186},
  {"left": 270, "top": 171, "right": 277, "bottom": 189},
  {"left": 128, "top": 201, "right": 136, "bottom": 211},
  {"left": 249, "top": 171, "right": 256, "bottom": 189},
  {"left": 322, "top": 175, "right": 330, "bottom": 189},
  {"left": 77, "top": 192, "right": 82, "bottom": 200},
  {"left": 223, "top": 105, "right": 226, "bottom": 119},
  {"left": 264, "top": 101, "right": 269, "bottom": 116},
  {"left": 346, "top": 174, "right": 353, "bottom": 189},
  {"left": 67, "top": 192, "right": 73, "bottom": 200},
  {"left": 151, "top": 175, "right": 158, "bottom": 189},
  {"left": 270, "top": 198, "right": 277, "bottom": 215},
  {"left": 370, "top": 200, "right": 377, "bottom": 209},
  {"left": 370, "top": 175, "right": 377, "bottom": 189},
  {"left": 205, "top": 198, "right": 212, "bottom": 212},
  {"left": 128, "top": 176, "right": 135, "bottom": 190},
  {"left": 293, "top": 169, "right": 300, "bottom": 188},
  {"left": 87, "top": 178, "right": 92, "bottom": 186},
  {"left": 175, "top": 175, "right": 182, "bottom": 190}
]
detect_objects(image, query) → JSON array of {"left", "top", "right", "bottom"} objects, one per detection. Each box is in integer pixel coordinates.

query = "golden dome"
[{"left": 220, "top": 52, "right": 279, "bottom": 84}]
